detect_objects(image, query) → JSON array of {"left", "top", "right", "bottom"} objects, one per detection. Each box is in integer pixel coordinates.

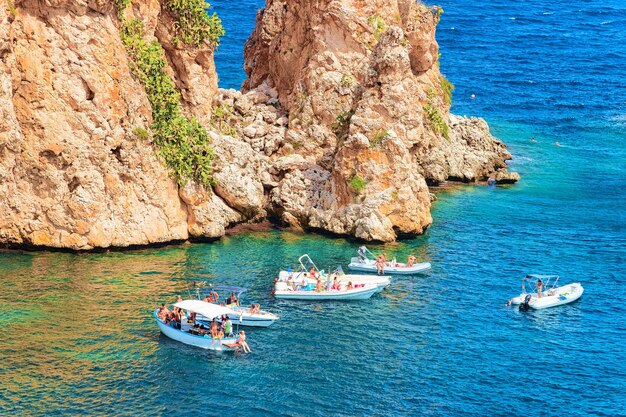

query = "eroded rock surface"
[
  {"left": 0, "top": 0, "right": 518, "bottom": 249},
  {"left": 243, "top": 0, "right": 518, "bottom": 241}
]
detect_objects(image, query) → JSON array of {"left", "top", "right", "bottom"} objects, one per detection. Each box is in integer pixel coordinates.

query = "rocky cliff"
[{"left": 0, "top": 0, "right": 518, "bottom": 250}]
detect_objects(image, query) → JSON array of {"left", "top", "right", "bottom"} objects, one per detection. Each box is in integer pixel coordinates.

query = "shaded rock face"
[
  {"left": 0, "top": 0, "right": 518, "bottom": 250},
  {"left": 243, "top": 0, "right": 518, "bottom": 241}
]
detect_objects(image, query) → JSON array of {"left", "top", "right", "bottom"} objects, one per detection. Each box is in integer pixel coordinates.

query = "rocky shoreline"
[{"left": 0, "top": 0, "right": 518, "bottom": 250}]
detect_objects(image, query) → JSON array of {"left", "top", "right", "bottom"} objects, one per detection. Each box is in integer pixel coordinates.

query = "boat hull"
[
  {"left": 347, "top": 258, "right": 431, "bottom": 275},
  {"left": 510, "top": 283, "right": 584, "bottom": 309},
  {"left": 277, "top": 271, "right": 390, "bottom": 293},
  {"left": 155, "top": 312, "right": 237, "bottom": 351},
  {"left": 274, "top": 285, "right": 378, "bottom": 300}
]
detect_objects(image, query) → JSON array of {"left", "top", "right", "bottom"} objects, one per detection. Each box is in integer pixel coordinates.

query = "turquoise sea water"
[{"left": 1, "top": 0, "right": 625, "bottom": 415}]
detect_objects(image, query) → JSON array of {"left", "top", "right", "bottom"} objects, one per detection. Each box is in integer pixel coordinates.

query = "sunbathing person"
[
  {"left": 238, "top": 331, "right": 251, "bottom": 353},
  {"left": 347, "top": 281, "right": 354, "bottom": 291},
  {"left": 407, "top": 255, "right": 416, "bottom": 267}
]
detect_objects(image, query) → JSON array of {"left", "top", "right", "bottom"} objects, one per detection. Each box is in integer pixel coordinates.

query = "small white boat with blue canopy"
[
  {"left": 508, "top": 275, "right": 584, "bottom": 310},
  {"left": 194, "top": 285, "right": 279, "bottom": 328},
  {"left": 275, "top": 254, "right": 390, "bottom": 293},
  {"left": 348, "top": 246, "right": 431, "bottom": 275},
  {"left": 155, "top": 299, "right": 239, "bottom": 351}
]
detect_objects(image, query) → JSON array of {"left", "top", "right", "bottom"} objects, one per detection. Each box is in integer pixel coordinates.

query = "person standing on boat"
[
  {"left": 537, "top": 279, "right": 543, "bottom": 298},
  {"left": 376, "top": 255, "right": 385, "bottom": 275},
  {"left": 357, "top": 245, "right": 367, "bottom": 261},
  {"left": 223, "top": 316, "right": 233, "bottom": 337},
  {"left": 226, "top": 292, "right": 239, "bottom": 306}
]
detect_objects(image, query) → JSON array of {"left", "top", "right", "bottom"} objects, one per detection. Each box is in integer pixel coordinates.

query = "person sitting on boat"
[
  {"left": 407, "top": 255, "right": 416, "bottom": 268},
  {"left": 347, "top": 281, "right": 354, "bottom": 291},
  {"left": 249, "top": 304, "right": 260, "bottom": 314},
  {"left": 537, "top": 279, "right": 543, "bottom": 298},
  {"left": 331, "top": 277, "right": 341, "bottom": 291},
  {"left": 238, "top": 331, "right": 251, "bottom": 353},
  {"left": 212, "top": 327, "right": 224, "bottom": 345},
  {"left": 315, "top": 278, "right": 324, "bottom": 292},
  {"left": 309, "top": 266, "right": 317, "bottom": 278},
  {"left": 157, "top": 304, "right": 168, "bottom": 321}
]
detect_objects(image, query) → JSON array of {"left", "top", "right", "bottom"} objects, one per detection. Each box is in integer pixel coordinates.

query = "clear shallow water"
[{"left": 2, "top": 0, "right": 626, "bottom": 415}]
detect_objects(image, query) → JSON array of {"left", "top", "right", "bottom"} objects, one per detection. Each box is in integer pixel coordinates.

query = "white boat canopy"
[{"left": 174, "top": 299, "right": 232, "bottom": 320}]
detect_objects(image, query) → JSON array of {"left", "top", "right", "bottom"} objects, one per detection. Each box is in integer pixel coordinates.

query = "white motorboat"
[
  {"left": 508, "top": 275, "right": 584, "bottom": 310},
  {"left": 155, "top": 299, "right": 240, "bottom": 351},
  {"left": 276, "top": 254, "right": 391, "bottom": 294},
  {"left": 347, "top": 246, "right": 431, "bottom": 275},
  {"left": 194, "top": 285, "right": 279, "bottom": 328},
  {"left": 274, "top": 283, "right": 379, "bottom": 300}
]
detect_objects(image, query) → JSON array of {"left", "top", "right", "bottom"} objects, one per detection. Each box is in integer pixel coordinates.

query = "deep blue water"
[{"left": 1, "top": 0, "right": 625, "bottom": 415}]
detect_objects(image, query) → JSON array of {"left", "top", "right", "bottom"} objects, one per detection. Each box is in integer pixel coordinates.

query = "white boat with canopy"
[
  {"left": 194, "top": 285, "right": 279, "bottom": 328},
  {"left": 347, "top": 246, "right": 431, "bottom": 275},
  {"left": 508, "top": 275, "right": 584, "bottom": 310},
  {"left": 275, "top": 254, "right": 390, "bottom": 293},
  {"left": 155, "top": 299, "right": 240, "bottom": 351},
  {"left": 274, "top": 254, "right": 387, "bottom": 300}
]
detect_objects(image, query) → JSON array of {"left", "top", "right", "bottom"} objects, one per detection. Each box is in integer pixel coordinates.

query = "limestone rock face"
[
  {"left": 0, "top": 0, "right": 519, "bottom": 249},
  {"left": 243, "top": 0, "right": 518, "bottom": 241},
  {"left": 0, "top": 0, "right": 191, "bottom": 249}
]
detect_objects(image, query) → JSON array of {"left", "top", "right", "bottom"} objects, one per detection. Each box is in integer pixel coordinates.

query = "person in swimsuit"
[
  {"left": 407, "top": 255, "right": 416, "bottom": 267},
  {"left": 238, "top": 331, "right": 251, "bottom": 353},
  {"left": 537, "top": 279, "right": 543, "bottom": 298}
]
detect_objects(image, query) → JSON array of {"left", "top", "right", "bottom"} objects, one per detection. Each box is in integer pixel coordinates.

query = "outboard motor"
[{"left": 519, "top": 294, "right": 532, "bottom": 311}]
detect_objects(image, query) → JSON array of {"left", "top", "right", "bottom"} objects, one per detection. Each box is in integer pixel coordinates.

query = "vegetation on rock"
[
  {"left": 440, "top": 75, "right": 454, "bottom": 107},
  {"left": 370, "top": 130, "right": 390, "bottom": 148},
  {"left": 349, "top": 175, "right": 367, "bottom": 193},
  {"left": 331, "top": 109, "right": 355, "bottom": 137},
  {"left": 424, "top": 103, "right": 449, "bottom": 140},
  {"left": 367, "top": 15, "right": 386, "bottom": 41},
  {"left": 162, "top": 0, "right": 224, "bottom": 47},
  {"left": 119, "top": 16, "right": 216, "bottom": 187},
  {"left": 210, "top": 103, "right": 236, "bottom": 136},
  {"left": 431, "top": 6, "right": 444, "bottom": 24}
]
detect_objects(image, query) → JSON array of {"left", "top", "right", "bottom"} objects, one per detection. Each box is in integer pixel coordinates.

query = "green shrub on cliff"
[
  {"left": 440, "top": 76, "right": 455, "bottom": 107},
  {"left": 210, "top": 104, "right": 236, "bottom": 136},
  {"left": 349, "top": 175, "right": 367, "bottom": 193},
  {"left": 432, "top": 6, "right": 444, "bottom": 24},
  {"left": 162, "top": 0, "right": 224, "bottom": 47},
  {"left": 424, "top": 103, "right": 449, "bottom": 140},
  {"left": 370, "top": 130, "right": 390, "bottom": 148},
  {"left": 331, "top": 109, "right": 355, "bottom": 137},
  {"left": 368, "top": 15, "right": 386, "bottom": 41},
  {"left": 120, "top": 18, "right": 216, "bottom": 187}
]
